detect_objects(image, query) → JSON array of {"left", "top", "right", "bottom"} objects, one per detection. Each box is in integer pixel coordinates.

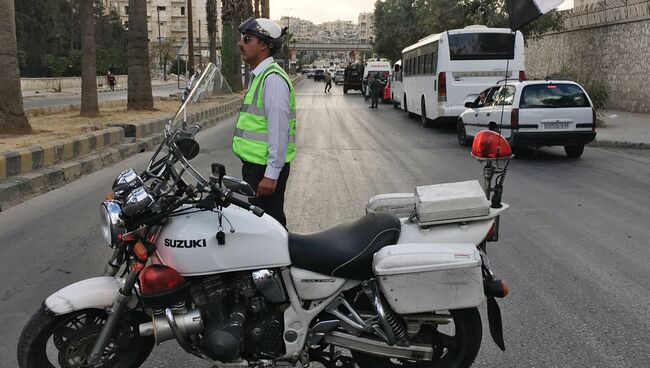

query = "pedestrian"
[
  {"left": 324, "top": 71, "right": 332, "bottom": 93},
  {"left": 369, "top": 75, "right": 381, "bottom": 108},
  {"left": 107, "top": 70, "right": 116, "bottom": 91},
  {"left": 233, "top": 17, "right": 296, "bottom": 228}
]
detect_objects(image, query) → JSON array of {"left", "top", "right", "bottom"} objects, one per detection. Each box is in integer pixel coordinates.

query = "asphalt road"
[
  {"left": 22, "top": 84, "right": 184, "bottom": 109},
  {"left": 2, "top": 79, "right": 649, "bottom": 367}
]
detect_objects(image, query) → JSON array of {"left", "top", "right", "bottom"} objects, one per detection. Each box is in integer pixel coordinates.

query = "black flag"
[{"left": 506, "top": 0, "right": 564, "bottom": 30}]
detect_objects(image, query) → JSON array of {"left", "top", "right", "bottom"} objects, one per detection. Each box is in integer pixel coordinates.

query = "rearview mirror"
[{"left": 222, "top": 176, "right": 256, "bottom": 197}]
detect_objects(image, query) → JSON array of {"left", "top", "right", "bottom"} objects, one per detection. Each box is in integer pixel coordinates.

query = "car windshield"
[{"left": 520, "top": 84, "right": 591, "bottom": 108}]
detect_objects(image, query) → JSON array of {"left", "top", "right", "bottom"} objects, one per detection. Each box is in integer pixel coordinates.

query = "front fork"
[{"left": 88, "top": 261, "right": 140, "bottom": 364}]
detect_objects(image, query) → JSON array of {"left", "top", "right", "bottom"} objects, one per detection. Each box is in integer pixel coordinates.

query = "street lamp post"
[{"left": 157, "top": 6, "right": 166, "bottom": 80}]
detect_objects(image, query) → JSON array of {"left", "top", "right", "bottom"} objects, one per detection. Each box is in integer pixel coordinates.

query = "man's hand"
[{"left": 257, "top": 177, "right": 277, "bottom": 197}]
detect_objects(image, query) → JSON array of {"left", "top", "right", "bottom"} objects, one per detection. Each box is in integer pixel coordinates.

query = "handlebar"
[{"left": 228, "top": 195, "right": 265, "bottom": 217}]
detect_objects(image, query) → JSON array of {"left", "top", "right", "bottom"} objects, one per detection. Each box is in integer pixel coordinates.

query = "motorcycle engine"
[{"left": 189, "top": 271, "right": 286, "bottom": 362}]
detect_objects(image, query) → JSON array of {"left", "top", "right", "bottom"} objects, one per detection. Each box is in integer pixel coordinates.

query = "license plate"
[{"left": 542, "top": 122, "right": 569, "bottom": 129}]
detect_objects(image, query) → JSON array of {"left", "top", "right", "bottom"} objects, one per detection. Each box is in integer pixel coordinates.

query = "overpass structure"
[{"left": 289, "top": 42, "right": 373, "bottom": 65}]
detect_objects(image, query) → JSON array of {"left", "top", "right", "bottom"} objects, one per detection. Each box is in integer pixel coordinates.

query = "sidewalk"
[
  {"left": 22, "top": 78, "right": 180, "bottom": 99},
  {"left": 590, "top": 110, "right": 650, "bottom": 149}
]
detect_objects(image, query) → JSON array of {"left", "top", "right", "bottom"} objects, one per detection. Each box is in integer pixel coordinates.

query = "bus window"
[{"left": 448, "top": 33, "right": 515, "bottom": 60}]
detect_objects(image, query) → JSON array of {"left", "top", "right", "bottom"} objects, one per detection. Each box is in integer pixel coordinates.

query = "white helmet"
[{"left": 239, "top": 17, "right": 287, "bottom": 53}]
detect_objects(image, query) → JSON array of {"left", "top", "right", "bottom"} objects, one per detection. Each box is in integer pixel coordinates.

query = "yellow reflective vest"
[{"left": 232, "top": 62, "right": 296, "bottom": 165}]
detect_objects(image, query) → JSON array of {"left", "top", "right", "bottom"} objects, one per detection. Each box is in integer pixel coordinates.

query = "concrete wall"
[
  {"left": 525, "top": 1, "right": 650, "bottom": 113},
  {"left": 21, "top": 75, "right": 128, "bottom": 92}
]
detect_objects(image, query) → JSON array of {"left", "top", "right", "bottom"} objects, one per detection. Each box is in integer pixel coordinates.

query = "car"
[
  {"left": 383, "top": 79, "right": 392, "bottom": 103},
  {"left": 301, "top": 68, "right": 311, "bottom": 76},
  {"left": 307, "top": 69, "right": 316, "bottom": 79},
  {"left": 457, "top": 80, "right": 597, "bottom": 158},
  {"left": 313, "top": 69, "right": 326, "bottom": 82},
  {"left": 334, "top": 69, "right": 345, "bottom": 85}
]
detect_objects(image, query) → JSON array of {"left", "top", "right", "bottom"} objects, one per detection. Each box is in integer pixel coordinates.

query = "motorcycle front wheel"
[
  {"left": 352, "top": 308, "right": 482, "bottom": 368},
  {"left": 17, "top": 306, "right": 154, "bottom": 368}
]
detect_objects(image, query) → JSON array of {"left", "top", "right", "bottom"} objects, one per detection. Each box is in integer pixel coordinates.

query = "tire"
[
  {"left": 564, "top": 145, "right": 584, "bottom": 158},
  {"left": 457, "top": 120, "right": 471, "bottom": 147},
  {"left": 344, "top": 87, "right": 348, "bottom": 94},
  {"left": 421, "top": 99, "right": 431, "bottom": 128},
  {"left": 17, "top": 306, "right": 154, "bottom": 368},
  {"left": 392, "top": 95, "right": 398, "bottom": 109},
  {"left": 353, "top": 308, "right": 482, "bottom": 368}
]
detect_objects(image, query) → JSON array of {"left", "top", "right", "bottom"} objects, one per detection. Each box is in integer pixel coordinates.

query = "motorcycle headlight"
[
  {"left": 100, "top": 201, "right": 126, "bottom": 247},
  {"left": 122, "top": 187, "right": 155, "bottom": 216}
]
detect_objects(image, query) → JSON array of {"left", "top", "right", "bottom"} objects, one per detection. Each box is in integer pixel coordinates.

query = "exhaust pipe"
[
  {"left": 323, "top": 331, "right": 433, "bottom": 361},
  {"left": 139, "top": 308, "right": 203, "bottom": 344}
]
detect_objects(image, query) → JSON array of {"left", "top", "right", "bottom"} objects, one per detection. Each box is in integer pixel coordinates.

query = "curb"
[
  {"left": 0, "top": 98, "right": 242, "bottom": 212},
  {"left": 588, "top": 139, "right": 649, "bottom": 149}
]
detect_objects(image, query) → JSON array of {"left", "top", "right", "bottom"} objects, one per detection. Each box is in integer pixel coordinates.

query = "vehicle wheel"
[
  {"left": 352, "top": 308, "right": 482, "bottom": 368},
  {"left": 343, "top": 87, "right": 348, "bottom": 94},
  {"left": 564, "top": 145, "right": 584, "bottom": 158},
  {"left": 17, "top": 306, "right": 154, "bottom": 368},
  {"left": 457, "top": 120, "right": 471, "bottom": 146},
  {"left": 421, "top": 99, "right": 431, "bottom": 128}
]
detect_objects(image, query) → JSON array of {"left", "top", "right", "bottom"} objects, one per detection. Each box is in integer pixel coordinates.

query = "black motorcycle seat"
[{"left": 288, "top": 212, "right": 401, "bottom": 280}]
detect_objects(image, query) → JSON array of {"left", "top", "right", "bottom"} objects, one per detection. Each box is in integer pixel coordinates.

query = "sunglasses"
[{"left": 242, "top": 34, "right": 257, "bottom": 44}]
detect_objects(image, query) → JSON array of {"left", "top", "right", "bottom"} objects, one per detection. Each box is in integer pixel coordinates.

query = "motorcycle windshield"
[{"left": 166, "top": 62, "right": 234, "bottom": 137}]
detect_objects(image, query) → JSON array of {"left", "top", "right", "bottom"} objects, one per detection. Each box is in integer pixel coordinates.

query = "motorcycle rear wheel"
[
  {"left": 352, "top": 308, "right": 482, "bottom": 368},
  {"left": 17, "top": 306, "right": 154, "bottom": 368}
]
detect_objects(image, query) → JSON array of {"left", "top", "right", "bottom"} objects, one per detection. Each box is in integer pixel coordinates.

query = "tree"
[
  {"left": 254, "top": 0, "right": 260, "bottom": 17},
  {"left": 80, "top": 0, "right": 99, "bottom": 117},
  {"left": 373, "top": 0, "right": 565, "bottom": 62},
  {"left": 206, "top": 0, "right": 218, "bottom": 64},
  {"left": 0, "top": 0, "right": 32, "bottom": 134},
  {"left": 127, "top": 0, "right": 154, "bottom": 110},
  {"left": 221, "top": 0, "right": 249, "bottom": 91},
  {"left": 261, "top": 0, "right": 269, "bottom": 18},
  {"left": 282, "top": 31, "right": 296, "bottom": 73}
]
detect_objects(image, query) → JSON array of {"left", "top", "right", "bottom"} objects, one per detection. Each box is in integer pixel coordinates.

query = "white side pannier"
[{"left": 373, "top": 243, "right": 484, "bottom": 314}]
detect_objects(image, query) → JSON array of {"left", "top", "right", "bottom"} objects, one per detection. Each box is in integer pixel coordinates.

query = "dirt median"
[{"left": 0, "top": 100, "right": 188, "bottom": 152}]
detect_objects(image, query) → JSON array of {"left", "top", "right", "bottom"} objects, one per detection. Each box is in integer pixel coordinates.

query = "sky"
[{"left": 270, "top": 0, "right": 574, "bottom": 24}]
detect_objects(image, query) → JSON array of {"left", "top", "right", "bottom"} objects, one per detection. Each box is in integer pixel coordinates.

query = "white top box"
[{"left": 415, "top": 180, "right": 490, "bottom": 223}]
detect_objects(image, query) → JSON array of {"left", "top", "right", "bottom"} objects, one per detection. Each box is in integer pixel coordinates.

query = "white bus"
[{"left": 400, "top": 25, "right": 525, "bottom": 127}]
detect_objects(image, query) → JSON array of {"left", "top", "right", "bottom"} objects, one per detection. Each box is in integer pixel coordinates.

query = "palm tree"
[
  {"left": 282, "top": 31, "right": 296, "bottom": 73},
  {"left": 221, "top": 0, "right": 246, "bottom": 91},
  {"left": 80, "top": 0, "right": 99, "bottom": 117},
  {"left": 254, "top": 0, "right": 260, "bottom": 17},
  {"left": 0, "top": 0, "right": 32, "bottom": 134},
  {"left": 261, "top": 0, "right": 269, "bottom": 18},
  {"left": 206, "top": 0, "right": 218, "bottom": 64},
  {"left": 127, "top": 0, "right": 154, "bottom": 110}
]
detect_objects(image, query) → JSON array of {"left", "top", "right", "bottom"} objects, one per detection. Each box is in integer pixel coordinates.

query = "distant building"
[
  {"left": 107, "top": 0, "right": 219, "bottom": 67},
  {"left": 357, "top": 12, "right": 375, "bottom": 44}
]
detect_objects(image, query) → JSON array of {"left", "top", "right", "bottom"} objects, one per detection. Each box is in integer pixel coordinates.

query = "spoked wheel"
[
  {"left": 17, "top": 306, "right": 154, "bottom": 368},
  {"left": 352, "top": 308, "right": 482, "bottom": 368}
]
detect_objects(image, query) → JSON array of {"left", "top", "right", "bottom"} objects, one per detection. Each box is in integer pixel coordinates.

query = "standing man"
[
  {"left": 369, "top": 75, "right": 380, "bottom": 108},
  {"left": 233, "top": 17, "right": 296, "bottom": 228},
  {"left": 324, "top": 71, "right": 332, "bottom": 93}
]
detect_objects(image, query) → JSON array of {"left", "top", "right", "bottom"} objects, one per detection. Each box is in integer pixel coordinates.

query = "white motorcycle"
[{"left": 17, "top": 63, "right": 512, "bottom": 368}]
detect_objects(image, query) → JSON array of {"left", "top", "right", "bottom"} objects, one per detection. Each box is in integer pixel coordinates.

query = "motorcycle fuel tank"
[{"left": 154, "top": 205, "right": 290, "bottom": 276}]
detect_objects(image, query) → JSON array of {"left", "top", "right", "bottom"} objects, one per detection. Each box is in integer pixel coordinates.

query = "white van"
[
  {"left": 401, "top": 26, "right": 525, "bottom": 127},
  {"left": 362, "top": 58, "right": 392, "bottom": 97}
]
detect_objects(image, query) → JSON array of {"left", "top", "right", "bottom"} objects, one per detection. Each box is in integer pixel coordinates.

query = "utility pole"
[
  {"left": 187, "top": 0, "right": 194, "bottom": 75},
  {"left": 198, "top": 19, "right": 202, "bottom": 69},
  {"left": 157, "top": 6, "right": 163, "bottom": 79}
]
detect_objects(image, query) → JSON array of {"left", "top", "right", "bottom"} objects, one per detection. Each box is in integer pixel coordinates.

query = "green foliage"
[
  {"left": 170, "top": 59, "right": 187, "bottom": 75},
  {"left": 14, "top": 0, "right": 128, "bottom": 77},
  {"left": 373, "top": 0, "right": 565, "bottom": 62},
  {"left": 221, "top": 23, "right": 237, "bottom": 90},
  {"left": 543, "top": 67, "right": 609, "bottom": 110}
]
